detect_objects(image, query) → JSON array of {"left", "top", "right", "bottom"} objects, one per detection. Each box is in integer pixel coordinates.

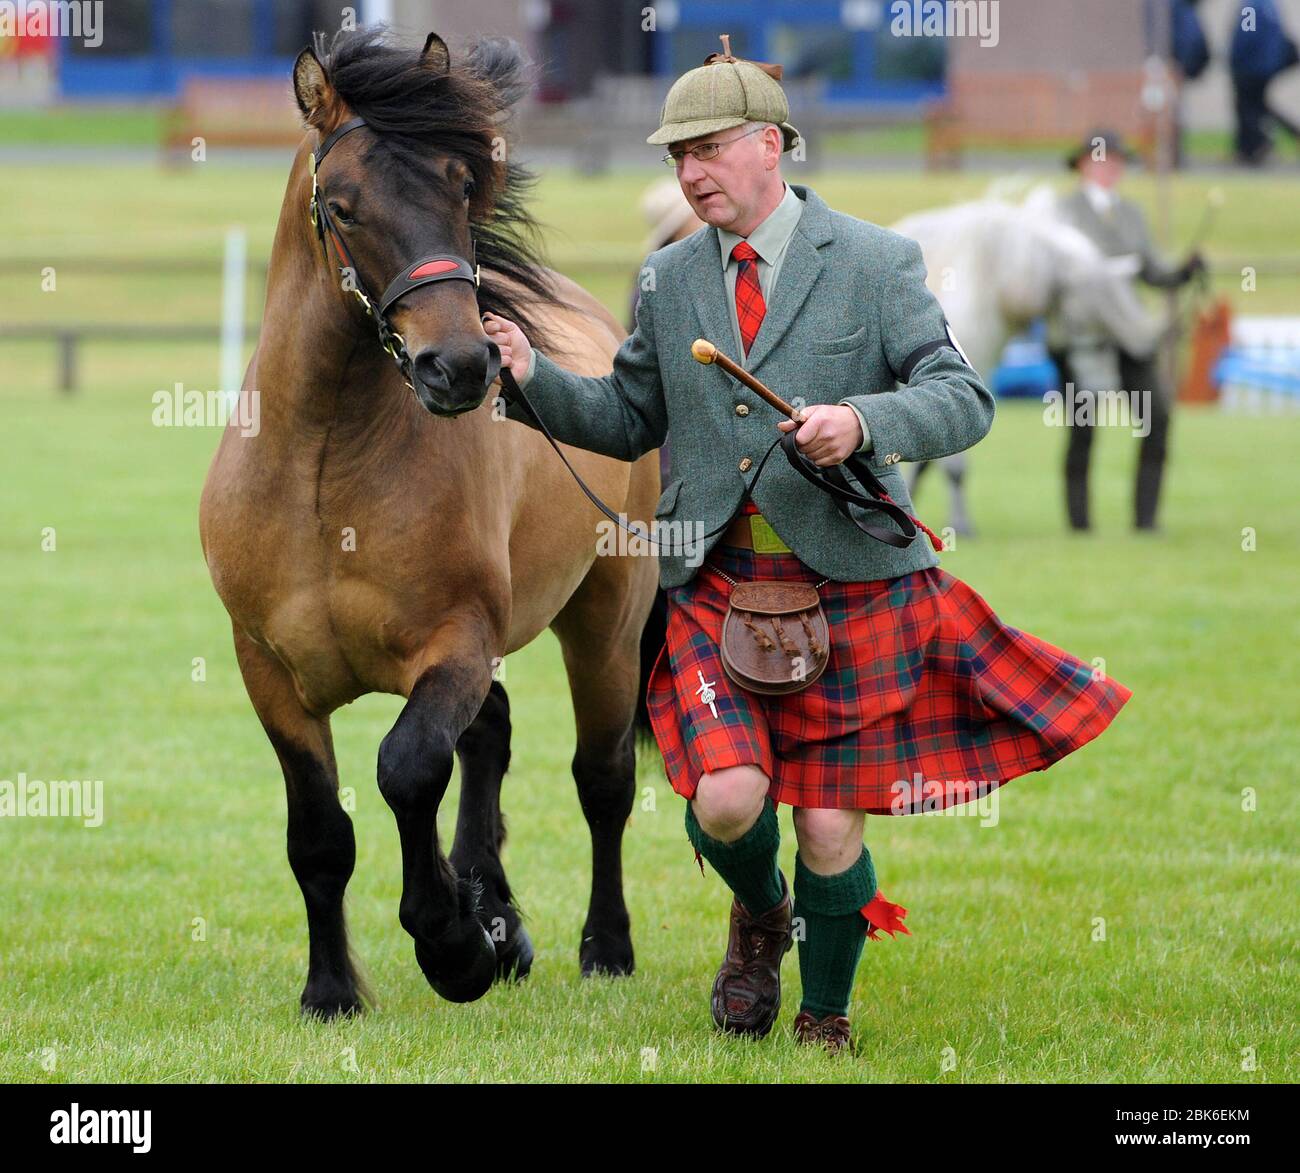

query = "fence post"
[
  {"left": 220, "top": 226, "right": 248, "bottom": 410},
  {"left": 58, "top": 331, "right": 76, "bottom": 394}
]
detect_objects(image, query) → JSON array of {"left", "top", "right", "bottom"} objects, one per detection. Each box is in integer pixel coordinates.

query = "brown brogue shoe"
[
  {"left": 710, "top": 873, "right": 794, "bottom": 1038},
  {"left": 792, "top": 1010, "right": 855, "bottom": 1054}
]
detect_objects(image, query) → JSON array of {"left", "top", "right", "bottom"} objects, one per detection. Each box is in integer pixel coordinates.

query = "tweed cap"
[
  {"left": 646, "top": 37, "right": 801, "bottom": 152},
  {"left": 1067, "top": 127, "right": 1138, "bottom": 169}
]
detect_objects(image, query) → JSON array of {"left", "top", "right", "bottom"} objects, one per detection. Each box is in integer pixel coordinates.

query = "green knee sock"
[
  {"left": 684, "top": 797, "right": 784, "bottom": 914},
  {"left": 793, "top": 847, "right": 877, "bottom": 1019}
]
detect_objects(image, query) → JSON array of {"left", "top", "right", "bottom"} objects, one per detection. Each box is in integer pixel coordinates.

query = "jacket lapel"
[
  {"left": 743, "top": 227, "right": 824, "bottom": 372},
  {"left": 687, "top": 230, "right": 738, "bottom": 367}
]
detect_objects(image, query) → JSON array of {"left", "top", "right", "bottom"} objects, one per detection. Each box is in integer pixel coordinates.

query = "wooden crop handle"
[{"left": 691, "top": 338, "right": 802, "bottom": 420}]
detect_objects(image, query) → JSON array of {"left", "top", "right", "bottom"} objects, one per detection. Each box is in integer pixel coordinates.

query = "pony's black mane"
[{"left": 314, "top": 26, "right": 565, "bottom": 352}]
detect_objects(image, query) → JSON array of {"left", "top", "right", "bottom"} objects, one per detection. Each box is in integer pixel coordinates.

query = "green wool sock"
[
  {"left": 684, "top": 797, "right": 784, "bottom": 915},
  {"left": 793, "top": 847, "right": 877, "bottom": 1019}
]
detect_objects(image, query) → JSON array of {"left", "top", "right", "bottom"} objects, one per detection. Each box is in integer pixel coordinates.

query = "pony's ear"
[
  {"left": 293, "top": 45, "right": 334, "bottom": 123},
  {"left": 421, "top": 32, "right": 451, "bottom": 74}
]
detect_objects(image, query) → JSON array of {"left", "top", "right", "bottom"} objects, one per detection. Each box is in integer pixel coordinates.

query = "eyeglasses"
[{"left": 662, "top": 126, "right": 766, "bottom": 167}]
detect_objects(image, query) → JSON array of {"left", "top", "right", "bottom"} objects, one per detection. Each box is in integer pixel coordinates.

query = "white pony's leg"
[{"left": 942, "top": 452, "right": 973, "bottom": 537}]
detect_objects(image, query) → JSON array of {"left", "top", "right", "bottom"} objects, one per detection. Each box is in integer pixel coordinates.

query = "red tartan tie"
[{"left": 731, "top": 240, "right": 766, "bottom": 356}]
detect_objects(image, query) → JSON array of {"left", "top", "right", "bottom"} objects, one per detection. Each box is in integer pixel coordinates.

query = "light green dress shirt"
[{"left": 516, "top": 181, "right": 871, "bottom": 452}]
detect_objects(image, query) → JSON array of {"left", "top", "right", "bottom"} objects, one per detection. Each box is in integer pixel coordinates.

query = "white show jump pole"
[{"left": 220, "top": 225, "right": 247, "bottom": 409}]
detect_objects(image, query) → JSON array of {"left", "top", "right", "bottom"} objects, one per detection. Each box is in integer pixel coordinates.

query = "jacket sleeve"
[
  {"left": 1130, "top": 202, "right": 1194, "bottom": 289},
  {"left": 837, "top": 234, "right": 995, "bottom": 464},
  {"left": 499, "top": 268, "right": 668, "bottom": 462}
]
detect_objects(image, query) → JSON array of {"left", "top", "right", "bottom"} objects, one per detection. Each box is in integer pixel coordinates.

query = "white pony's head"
[{"left": 891, "top": 183, "right": 1161, "bottom": 365}]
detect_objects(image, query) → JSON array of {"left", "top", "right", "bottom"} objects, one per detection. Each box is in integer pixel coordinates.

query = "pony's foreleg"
[
  {"left": 448, "top": 680, "right": 533, "bottom": 982},
  {"left": 378, "top": 642, "right": 498, "bottom": 1004},
  {"left": 233, "top": 630, "right": 365, "bottom": 1019}
]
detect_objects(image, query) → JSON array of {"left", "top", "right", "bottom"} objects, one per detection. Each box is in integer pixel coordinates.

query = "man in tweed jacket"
[
  {"left": 484, "top": 43, "right": 994, "bottom": 1051},
  {"left": 490, "top": 180, "right": 990, "bottom": 590}
]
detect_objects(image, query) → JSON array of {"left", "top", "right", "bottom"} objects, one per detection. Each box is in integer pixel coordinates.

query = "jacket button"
[
  {"left": 735, "top": 403, "right": 750, "bottom": 417},
  {"left": 739, "top": 457, "right": 752, "bottom": 472}
]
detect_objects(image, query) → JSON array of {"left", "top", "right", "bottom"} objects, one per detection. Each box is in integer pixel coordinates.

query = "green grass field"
[{"left": 0, "top": 158, "right": 1296, "bottom": 1083}]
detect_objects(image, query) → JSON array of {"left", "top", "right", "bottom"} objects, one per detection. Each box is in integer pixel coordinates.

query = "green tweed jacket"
[{"left": 502, "top": 183, "right": 995, "bottom": 589}]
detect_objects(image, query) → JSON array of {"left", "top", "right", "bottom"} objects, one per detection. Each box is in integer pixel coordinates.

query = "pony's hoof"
[
  {"left": 300, "top": 989, "right": 363, "bottom": 1021},
  {"left": 580, "top": 929, "right": 635, "bottom": 978},
  {"left": 494, "top": 923, "right": 534, "bottom": 982},
  {"left": 416, "top": 920, "right": 497, "bottom": 1004}
]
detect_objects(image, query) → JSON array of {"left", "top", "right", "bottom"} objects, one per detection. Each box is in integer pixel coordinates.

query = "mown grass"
[{"left": 0, "top": 161, "right": 1296, "bottom": 1083}]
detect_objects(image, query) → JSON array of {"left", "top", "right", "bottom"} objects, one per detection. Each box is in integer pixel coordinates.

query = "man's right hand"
[{"left": 481, "top": 312, "right": 532, "bottom": 381}]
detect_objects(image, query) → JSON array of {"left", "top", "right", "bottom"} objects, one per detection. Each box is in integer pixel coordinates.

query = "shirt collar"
[{"left": 717, "top": 182, "right": 803, "bottom": 268}]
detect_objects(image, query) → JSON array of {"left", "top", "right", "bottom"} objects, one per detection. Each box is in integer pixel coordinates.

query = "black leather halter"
[{"left": 308, "top": 116, "right": 481, "bottom": 391}]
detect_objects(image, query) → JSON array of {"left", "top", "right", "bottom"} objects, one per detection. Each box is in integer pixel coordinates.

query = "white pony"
[{"left": 890, "top": 184, "right": 1162, "bottom": 534}]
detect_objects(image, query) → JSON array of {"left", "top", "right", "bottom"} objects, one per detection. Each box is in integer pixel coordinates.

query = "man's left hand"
[{"left": 776, "top": 404, "right": 863, "bottom": 467}]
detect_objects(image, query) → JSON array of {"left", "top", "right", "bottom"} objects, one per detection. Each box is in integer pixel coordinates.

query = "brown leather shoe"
[
  {"left": 710, "top": 873, "right": 793, "bottom": 1038},
  {"left": 793, "top": 1010, "right": 855, "bottom": 1053}
]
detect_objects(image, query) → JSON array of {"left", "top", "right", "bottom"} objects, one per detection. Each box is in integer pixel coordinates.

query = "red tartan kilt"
[{"left": 645, "top": 542, "right": 1132, "bottom": 813}]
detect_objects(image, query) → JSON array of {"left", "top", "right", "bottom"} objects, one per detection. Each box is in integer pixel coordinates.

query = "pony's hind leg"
[
  {"left": 449, "top": 680, "right": 534, "bottom": 981},
  {"left": 941, "top": 452, "right": 974, "bottom": 537},
  {"left": 233, "top": 630, "right": 365, "bottom": 1019},
  {"left": 377, "top": 638, "right": 498, "bottom": 1004},
  {"left": 551, "top": 564, "right": 653, "bottom": 978}
]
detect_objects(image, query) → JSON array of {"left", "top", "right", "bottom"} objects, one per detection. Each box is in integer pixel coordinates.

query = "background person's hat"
[
  {"left": 639, "top": 178, "right": 702, "bottom": 251},
  {"left": 646, "top": 34, "right": 801, "bottom": 152},
  {"left": 1067, "top": 127, "right": 1139, "bottom": 169}
]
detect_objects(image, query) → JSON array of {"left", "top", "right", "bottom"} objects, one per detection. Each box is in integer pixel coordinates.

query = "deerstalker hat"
[{"left": 646, "top": 34, "right": 801, "bottom": 152}]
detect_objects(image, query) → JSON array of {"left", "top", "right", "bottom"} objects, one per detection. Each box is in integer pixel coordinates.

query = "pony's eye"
[
  {"left": 328, "top": 202, "right": 355, "bottom": 226},
  {"left": 463, "top": 178, "right": 476, "bottom": 200}
]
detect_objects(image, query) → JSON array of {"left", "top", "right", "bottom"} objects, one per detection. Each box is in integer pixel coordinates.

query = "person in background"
[
  {"left": 1230, "top": 0, "right": 1300, "bottom": 164},
  {"left": 1054, "top": 128, "right": 1205, "bottom": 532}
]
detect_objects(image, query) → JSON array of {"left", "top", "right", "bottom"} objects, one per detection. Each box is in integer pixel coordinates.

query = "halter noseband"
[{"left": 308, "top": 116, "right": 482, "bottom": 391}]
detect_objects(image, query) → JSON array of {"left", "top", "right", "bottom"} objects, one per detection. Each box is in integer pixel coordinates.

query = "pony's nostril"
[
  {"left": 413, "top": 350, "right": 450, "bottom": 392},
  {"left": 482, "top": 341, "right": 502, "bottom": 388}
]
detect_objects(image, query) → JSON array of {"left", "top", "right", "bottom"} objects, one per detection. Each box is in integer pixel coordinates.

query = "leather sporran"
[{"left": 719, "top": 581, "right": 830, "bottom": 696}]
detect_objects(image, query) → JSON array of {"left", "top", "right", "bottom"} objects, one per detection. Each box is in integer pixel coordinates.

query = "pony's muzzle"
[{"left": 411, "top": 342, "right": 501, "bottom": 416}]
